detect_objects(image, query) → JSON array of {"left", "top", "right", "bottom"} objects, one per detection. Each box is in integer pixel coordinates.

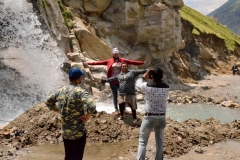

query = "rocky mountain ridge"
[{"left": 208, "top": 0, "right": 240, "bottom": 35}]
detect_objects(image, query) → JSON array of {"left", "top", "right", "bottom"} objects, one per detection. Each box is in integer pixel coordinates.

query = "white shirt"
[{"left": 136, "top": 78, "right": 169, "bottom": 114}]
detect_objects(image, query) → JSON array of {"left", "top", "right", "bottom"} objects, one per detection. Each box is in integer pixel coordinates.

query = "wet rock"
[
  {"left": 201, "top": 86, "right": 212, "bottom": 90},
  {"left": 194, "top": 147, "right": 204, "bottom": 153}
]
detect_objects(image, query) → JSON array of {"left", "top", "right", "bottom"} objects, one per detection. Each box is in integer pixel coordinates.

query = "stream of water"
[
  {"left": 0, "top": 0, "right": 68, "bottom": 123},
  {"left": 96, "top": 102, "right": 240, "bottom": 124}
]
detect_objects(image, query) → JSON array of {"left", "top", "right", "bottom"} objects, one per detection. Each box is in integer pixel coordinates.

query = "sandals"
[{"left": 113, "top": 111, "right": 120, "bottom": 115}]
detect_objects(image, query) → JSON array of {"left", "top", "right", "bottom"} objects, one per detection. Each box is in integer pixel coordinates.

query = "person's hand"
[
  {"left": 78, "top": 114, "right": 91, "bottom": 123},
  {"left": 143, "top": 67, "right": 153, "bottom": 79},
  {"left": 101, "top": 79, "right": 107, "bottom": 84},
  {"left": 54, "top": 110, "right": 60, "bottom": 114}
]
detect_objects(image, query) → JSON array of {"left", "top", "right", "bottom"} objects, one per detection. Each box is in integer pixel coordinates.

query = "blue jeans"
[
  {"left": 110, "top": 83, "right": 119, "bottom": 112},
  {"left": 137, "top": 115, "right": 166, "bottom": 160}
]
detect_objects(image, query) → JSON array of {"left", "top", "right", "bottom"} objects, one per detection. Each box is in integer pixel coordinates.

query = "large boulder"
[
  {"left": 83, "top": 0, "right": 112, "bottom": 14},
  {"left": 74, "top": 17, "right": 112, "bottom": 60},
  {"left": 62, "top": 0, "right": 83, "bottom": 10},
  {"left": 163, "top": 0, "right": 184, "bottom": 8},
  {"left": 199, "top": 43, "right": 218, "bottom": 60}
]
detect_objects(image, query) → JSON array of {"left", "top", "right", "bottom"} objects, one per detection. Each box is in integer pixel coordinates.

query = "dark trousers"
[
  {"left": 119, "top": 102, "right": 137, "bottom": 119},
  {"left": 63, "top": 133, "right": 87, "bottom": 160},
  {"left": 110, "top": 83, "right": 119, "bottom": 111}
]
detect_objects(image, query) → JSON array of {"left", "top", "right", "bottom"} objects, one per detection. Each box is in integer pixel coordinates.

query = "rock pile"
[{"left": 0, "top": 103, "right": 240, "bottom": 159}]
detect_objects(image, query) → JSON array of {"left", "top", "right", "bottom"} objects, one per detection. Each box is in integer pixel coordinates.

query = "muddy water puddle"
[
  {"left": 15, "top": 140, "right": 138, "bottom": 160},
  {"left": 14, "top": 139, "right": 240, "bottom": 160}
]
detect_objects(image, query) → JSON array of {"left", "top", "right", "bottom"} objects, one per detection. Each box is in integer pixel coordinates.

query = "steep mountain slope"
[
  {"left": 207, "top": 0, "right": 240, "bottom": 35},
  {"left": 173, "top": 6, "right": 240, "bottom": 82},
  {"left": 181, "top": 6, "right": 240, "bottom": 51}
]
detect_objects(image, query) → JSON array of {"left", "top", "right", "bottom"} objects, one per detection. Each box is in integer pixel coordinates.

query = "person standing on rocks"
[
  {"left": 101, "top": 62, "right": 146, "bottom": 123},
  {"left": 136, "top": 68, "right": 169, "bottom": 160},
  {"left": 45, "top": 67, "right": 97, "bottom": 160},
  {"left": 87, "top": 47, "right": 144, "bottom": 115}
]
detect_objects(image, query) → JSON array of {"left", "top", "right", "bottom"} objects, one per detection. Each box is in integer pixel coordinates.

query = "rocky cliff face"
[
  {"left": 34, "top": 0, "right": 184, "bottom": 84},
  {"left": 32, "top": 0, "right": 240, "bottom": 86}
]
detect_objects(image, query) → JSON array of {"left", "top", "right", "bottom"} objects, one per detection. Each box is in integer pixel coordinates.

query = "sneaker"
[
  {"left": 133, "top": 119, "right": 137, "bottom": 124},
  {"left": 118, "top": 116, "right": 124, "bottom": 120}
]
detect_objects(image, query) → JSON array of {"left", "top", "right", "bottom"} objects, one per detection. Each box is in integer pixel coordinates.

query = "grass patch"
[
  {"left": 192, "top": 28, "right": 200, "bottom": 36},
  {"left": 41, "top": 0, "right": 46, "bottom": 8},
  {"left": 57, "top": 0, "right": 74, "bottom": 29},
  {"left": 180, "top": 6, "right": 240, "bottom": 51}
]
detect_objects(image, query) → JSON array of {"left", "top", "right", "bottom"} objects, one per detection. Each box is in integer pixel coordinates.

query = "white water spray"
[{"left": 0, "top": 0, "right": 68, "bottom": 124}]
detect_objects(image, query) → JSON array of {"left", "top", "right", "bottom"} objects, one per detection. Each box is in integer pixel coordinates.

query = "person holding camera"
[
  {"left": 101, "top": 62, "right": 146, "bottom": 123},
  {"left": 136, "top": 68, "right": 169, "bottom": 160}
]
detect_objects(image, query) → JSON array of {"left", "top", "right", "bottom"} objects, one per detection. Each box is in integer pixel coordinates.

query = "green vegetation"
[
  {"left": 57, "top": 0, "right": 74, "bottom": 29},
  {"left": 192, "top": 28, "right": 200, "bottom": 36},
  {"left": 180, "top": 6, "right": 240, "bottom": 51},
  {"left": 42, "top": 0, "right": 46, "bottom": 8}
]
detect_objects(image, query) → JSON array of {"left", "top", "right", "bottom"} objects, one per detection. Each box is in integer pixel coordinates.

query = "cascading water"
[{"left": 0, "top": 0, "right": 68, "bottom": 124}]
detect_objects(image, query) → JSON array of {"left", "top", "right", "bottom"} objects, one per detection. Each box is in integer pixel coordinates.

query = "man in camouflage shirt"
[{"left": 45, "top": 68, "right": 97, "bottom": 160}]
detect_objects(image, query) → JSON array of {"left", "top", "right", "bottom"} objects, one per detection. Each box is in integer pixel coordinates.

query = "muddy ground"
[{"left": 1, "top": 75, "right": 240, "bottom": 160}]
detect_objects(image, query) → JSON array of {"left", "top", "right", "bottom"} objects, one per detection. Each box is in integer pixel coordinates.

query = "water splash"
[{"left": 0, "top": 0, "right": 68, "bottom": 124}]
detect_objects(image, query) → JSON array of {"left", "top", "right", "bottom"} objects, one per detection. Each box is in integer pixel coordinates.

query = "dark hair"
[
  {"left": 151, "top": 68, "right": 163, "bottom": 81},
  {"left": 122, "top": 62, "right": 128, "bottom": 67}
]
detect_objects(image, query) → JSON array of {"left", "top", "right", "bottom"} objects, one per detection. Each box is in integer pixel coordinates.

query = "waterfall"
[{"left": 0, "top": 0, "right": 68, "bottom": 124}]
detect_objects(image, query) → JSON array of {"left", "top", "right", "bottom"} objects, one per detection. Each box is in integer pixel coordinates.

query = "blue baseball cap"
[{"left": 68, "top": 68, "right": 85, "bottom": 79}]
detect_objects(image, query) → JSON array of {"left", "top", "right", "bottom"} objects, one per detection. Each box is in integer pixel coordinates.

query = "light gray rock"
[
  {"left": 188, "top": 62, "right": 201, "bottom": 73},
  {"left": 199, "top": 43, "right": 218, "bottom": 60}
]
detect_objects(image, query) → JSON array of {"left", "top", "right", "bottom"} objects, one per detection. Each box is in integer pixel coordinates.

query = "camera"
[{"left": 148, "top": 70, "right": 154, "bottom": 79}]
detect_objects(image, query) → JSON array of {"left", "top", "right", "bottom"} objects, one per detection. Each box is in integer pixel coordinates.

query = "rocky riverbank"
[
  {"left": 0, "top": 103, "right": 240, "bottom": 159},
  {"left": 1, "top": 75, "right": 240, "bottom": 159}
]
